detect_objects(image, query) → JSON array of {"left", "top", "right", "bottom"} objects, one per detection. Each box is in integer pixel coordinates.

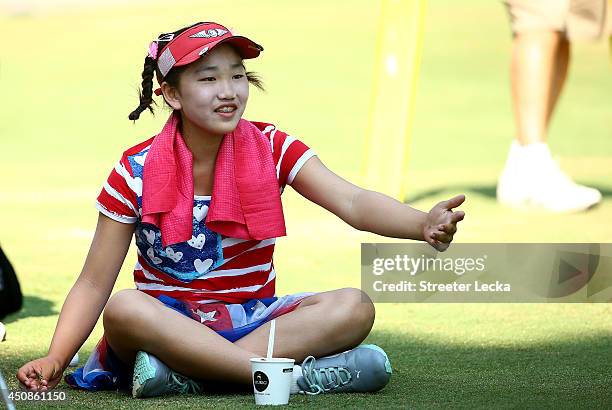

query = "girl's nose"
[{"left": 217, "top": 80, "right": 237, "bottom": 99}]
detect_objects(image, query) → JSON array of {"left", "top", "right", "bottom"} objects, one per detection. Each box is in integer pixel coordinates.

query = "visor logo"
[
  {"left": 157, "top": 33, "right": 175, "bottom": 42},
  {"left": 190, "top": 28, "right": 228, "bottom": 39}
]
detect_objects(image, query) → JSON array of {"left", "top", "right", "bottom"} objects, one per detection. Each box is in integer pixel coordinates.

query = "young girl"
[{"left": 16, "top": 21, "right": 465, "bottom": 398}]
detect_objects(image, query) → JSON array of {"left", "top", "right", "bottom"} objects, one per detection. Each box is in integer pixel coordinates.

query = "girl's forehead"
[{"left": 189, "top": 44, "right": 243, "bottom": 70}]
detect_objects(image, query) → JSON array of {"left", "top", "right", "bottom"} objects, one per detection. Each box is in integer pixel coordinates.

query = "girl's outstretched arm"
[
  {"left": 16, "top": 214, "right": 134, "bottom": 391},
  {"left": 290, "top": 156, "right": 465, "bottom": 251}
]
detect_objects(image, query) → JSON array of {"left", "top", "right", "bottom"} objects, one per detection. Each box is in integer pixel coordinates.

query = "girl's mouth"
[{"left": 214, "top": 104, "right": 238, "bottom": 118}]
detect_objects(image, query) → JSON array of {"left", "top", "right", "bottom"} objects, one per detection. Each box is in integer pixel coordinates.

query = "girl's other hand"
[
  {"left": 423, "top": 194, "right": 466, "bottom": 252},
  {"left": 16, "top": 356, "right": 65, "bottom": 392}
]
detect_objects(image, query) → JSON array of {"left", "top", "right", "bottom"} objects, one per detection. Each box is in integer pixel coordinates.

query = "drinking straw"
[{"left": 266, "top": 319, "right": 276, "bottom": 359}]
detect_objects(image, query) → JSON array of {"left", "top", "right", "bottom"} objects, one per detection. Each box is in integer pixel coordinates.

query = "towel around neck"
[{"left": 141, "top": 111, "right": 286, "bottom": 247}]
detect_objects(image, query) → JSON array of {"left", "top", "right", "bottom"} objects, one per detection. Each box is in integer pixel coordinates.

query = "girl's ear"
[{"left": 161, "top": 82, "right": 182, "bottom": 110}]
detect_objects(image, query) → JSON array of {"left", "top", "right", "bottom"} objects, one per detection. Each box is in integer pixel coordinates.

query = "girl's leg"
[
  {"left": 102, "top": 287, "right": 375, "bottom": 385},
  {"left": 102, "top": 289, "right": 256, "bottom": 384},
  {"left": 234, "top": 287, "right": 376, "bottom": 361}
]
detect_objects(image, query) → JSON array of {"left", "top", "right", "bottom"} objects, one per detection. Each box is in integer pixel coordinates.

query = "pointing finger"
[{"left": 440, "top": 194, "right": 466, "bottom": 210}]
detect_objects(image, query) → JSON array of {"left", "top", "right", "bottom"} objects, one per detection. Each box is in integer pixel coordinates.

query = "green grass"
[{"left": 1, "top": 0, "right": 611, "bottom": 408}]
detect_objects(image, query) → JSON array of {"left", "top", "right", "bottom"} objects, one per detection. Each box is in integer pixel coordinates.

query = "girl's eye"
[
  {"left": 200, "top": 77, "right": 215, "bottom": 82},
  {"left": 233, "top": 74, "right": 245, "bottom": 80}
]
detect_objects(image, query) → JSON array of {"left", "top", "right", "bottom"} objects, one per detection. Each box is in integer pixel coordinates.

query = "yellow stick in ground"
[
  {"left": 609, "top": 0, "right": 612, "bottom": 65},
  {"left": 361, "top": 0, "right": 426, "bottom": 201}
]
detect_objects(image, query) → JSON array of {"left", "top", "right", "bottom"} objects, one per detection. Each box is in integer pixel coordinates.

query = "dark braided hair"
[
  {"left": 128, "top": 55, "right": 157, "bottom": 121},
  {"left": 128, "top": 23, "right": 265, "bottom": 122}
]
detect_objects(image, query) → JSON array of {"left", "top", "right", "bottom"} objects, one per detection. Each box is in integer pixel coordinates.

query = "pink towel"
[{"left": 142, "top": 112, "right": 286, "bottom": 247}]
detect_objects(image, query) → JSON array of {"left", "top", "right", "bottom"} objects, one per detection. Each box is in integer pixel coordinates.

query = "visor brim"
[{"left": 173, "top": 36, "right": 263, "bottom": 69}]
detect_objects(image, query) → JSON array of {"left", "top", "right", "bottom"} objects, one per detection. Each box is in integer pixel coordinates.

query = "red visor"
[{"left": 153, "top": 22, "right": 263, "bottom": 96}]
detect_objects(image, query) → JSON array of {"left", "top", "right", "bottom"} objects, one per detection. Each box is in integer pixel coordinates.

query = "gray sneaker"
[
  {"left": 132, "top": 351, "right": 203, "bottom": 398},
  {"left": 297, "top": 344, "right": 392, "bottom": 394}
]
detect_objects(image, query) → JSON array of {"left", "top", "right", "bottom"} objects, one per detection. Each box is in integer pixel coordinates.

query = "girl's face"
[{"left": 164, "top": 44, "right": 249, "bottom": 137}]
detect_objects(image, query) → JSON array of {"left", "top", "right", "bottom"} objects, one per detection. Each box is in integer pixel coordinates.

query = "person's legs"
[
  {"left": 498, "top": 30, "right": 601, "bottom": 211},
  {"left": 498, "top": 31, "right": 558, "bottom": 207},
  {"left": 547, "top": 37, "right": 570, "bottom": 124},
  {"left": 510, "top": 30, "right": 563, "bottom": 145},
  {"left": 235, "top": 288, "right": 387, "bottom": 395},
  {"left": 234, "top": 288, "right": 375, "bottom": 360},
  {"left": 103, "top": 289, "right": 256, "bottom": 385},
  {"left": 102, "top": 287, "right": 375, "bottom": 386}
]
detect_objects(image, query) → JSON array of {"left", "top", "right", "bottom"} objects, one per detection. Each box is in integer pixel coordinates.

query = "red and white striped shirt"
[{"left": 96, "top": 122, "right": 315, "bottom": 304}]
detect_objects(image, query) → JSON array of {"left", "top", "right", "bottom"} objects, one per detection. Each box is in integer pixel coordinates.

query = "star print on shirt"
[{"left": 192, "top": 308, "right": 218, "bottom": 323}]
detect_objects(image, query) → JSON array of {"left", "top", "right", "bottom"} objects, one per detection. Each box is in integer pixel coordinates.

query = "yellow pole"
[
  {"left": 609, "top": 0, "right": 612, "bottom": 65},
  {"left": 362, "top": 0, "right": 426, "bottom": 201}
]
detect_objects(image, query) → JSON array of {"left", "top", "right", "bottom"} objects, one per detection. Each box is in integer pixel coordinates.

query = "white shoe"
[
  {"left": 497, "top": 141, "right": 602, "bottom": 212},
  {"left": 0, "top": 322, "right": 5, "bottom": 342},
  {"left": 497, "top": 141, "right": 531, "bottom": 207}
]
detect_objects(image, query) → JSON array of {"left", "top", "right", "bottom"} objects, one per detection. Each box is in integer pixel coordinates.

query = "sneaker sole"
[{"left": 132, "top": 351, "right": 157, "bottom": 398}]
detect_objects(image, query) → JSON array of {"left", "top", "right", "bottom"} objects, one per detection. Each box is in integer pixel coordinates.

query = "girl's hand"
[
  {"left": 423, "top": 194, "right": 466, "bottom": 252},
  {"left": 16, "top": 356, "right": 65, "bottom": 392}
]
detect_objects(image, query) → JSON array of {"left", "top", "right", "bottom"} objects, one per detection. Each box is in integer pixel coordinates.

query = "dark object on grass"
[{"left": 0, "top": 245, "right": 22, "bottom": 320}]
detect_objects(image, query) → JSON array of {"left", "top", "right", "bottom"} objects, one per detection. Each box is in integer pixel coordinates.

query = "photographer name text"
[{"left": 372, "top": 280, "right": 511, "bottom": 292}]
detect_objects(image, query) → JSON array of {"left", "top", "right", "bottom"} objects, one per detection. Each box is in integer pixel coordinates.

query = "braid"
[
  {"left": 128, "top": 24, "right": 201, "bottom": 121},
  {"left": 128, "top": 55, "right": 157, "bottom": 121}
]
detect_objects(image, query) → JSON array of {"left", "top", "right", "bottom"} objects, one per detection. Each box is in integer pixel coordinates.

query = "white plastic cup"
[{"left": 250, "top": 357, "right": 294, "bottom": 405}]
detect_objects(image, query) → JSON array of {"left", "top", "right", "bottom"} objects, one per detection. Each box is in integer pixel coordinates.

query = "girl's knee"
[
  {"left": 103, "top": 289, "right": 156, "bottom": 333},
  {"left": 330, "top": 287, "right": 375, "bottom": 332}
]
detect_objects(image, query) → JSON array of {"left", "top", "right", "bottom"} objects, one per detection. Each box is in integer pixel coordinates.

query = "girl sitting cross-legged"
[{"left": 16, "top": 21, "right": 465, "bottom": 398}]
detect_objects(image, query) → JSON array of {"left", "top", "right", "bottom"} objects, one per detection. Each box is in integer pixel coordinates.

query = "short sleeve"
[
  {"left": 257, "top": 123, "right": 317, "bottom": 188},
  {"left": 95, "top": 155, "right": 140, "bottom": 224}
]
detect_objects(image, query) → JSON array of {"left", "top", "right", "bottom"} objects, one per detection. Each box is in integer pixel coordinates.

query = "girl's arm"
[
  {"left": 17, "top": 213, "right": 134, "bottom": 390},
  {"left": 48, "top": 213, "right": 134, "bottom": 366},
  {"left": 290, "top": 156, "right": 465, "bottom": 250}
]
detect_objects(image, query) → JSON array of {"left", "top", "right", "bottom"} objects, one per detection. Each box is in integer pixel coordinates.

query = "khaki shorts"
[{"left": 504, "top": 0, "right": 610, "bottom": 41}]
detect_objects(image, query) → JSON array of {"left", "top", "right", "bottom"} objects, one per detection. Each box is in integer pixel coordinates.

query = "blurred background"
[{"left": 0, "top": 0, "right": 610, "bottom": 407}]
